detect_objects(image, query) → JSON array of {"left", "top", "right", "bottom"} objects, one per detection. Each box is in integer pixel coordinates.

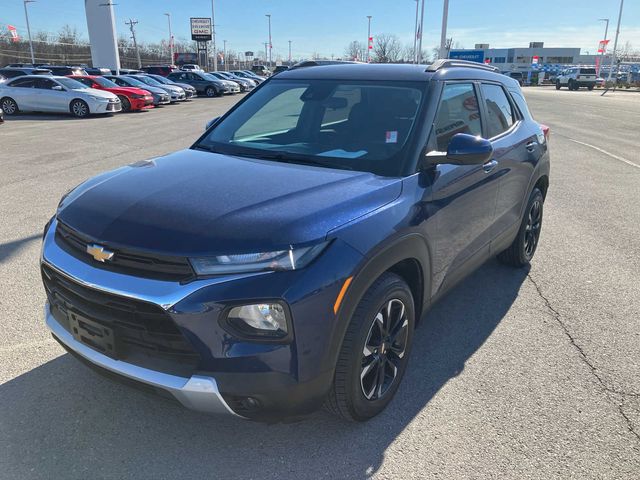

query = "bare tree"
[
  {"left": 372, "top": 34, "right": 402, "bottom": 63},
  {"left": 345, "top": 40, "right": 365, "bottom": 61}
]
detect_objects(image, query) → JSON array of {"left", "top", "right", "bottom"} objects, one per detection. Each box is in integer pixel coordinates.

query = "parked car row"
[{"left": 0, "top": 64, "right": 268, "bottom": 119}]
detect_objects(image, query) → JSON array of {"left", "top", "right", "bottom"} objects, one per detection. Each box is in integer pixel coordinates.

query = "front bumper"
[
  {"left": 154, "top": 94, "right": 171, "bottom": 105},
  {"left": 45, "top": 304, "right": 240, "bottom": 416},
  {"left": 94, "top": 100, "right": 122, "bottom": 114}
]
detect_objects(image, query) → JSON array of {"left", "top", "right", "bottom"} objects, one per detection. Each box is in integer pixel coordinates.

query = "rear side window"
[
  {"left": 432, "top": 83, "right": 482, "bottom": 151},
  {"left": 7, "top": 78, "right": 35, "bottom": 88},
  {"left": 481, "top": 84, "right": 514, "bottom": 138}
]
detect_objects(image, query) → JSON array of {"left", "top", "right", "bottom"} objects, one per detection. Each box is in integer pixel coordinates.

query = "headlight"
[
  {"left": 130, "top": 94, "right": 144, "bottom": 99},
  {"left": 190, "top": 242, "right": 329, "bottom": 275},
  {"left": 89, "top": 95, "right": 107, "bottom": 101},
  {"left": 226, "top": 303, "right": 288, "bottom": 338}
]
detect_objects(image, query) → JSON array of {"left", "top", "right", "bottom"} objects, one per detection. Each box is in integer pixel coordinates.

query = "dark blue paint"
[{"left": 52, "top": 63, "right": 550, "bottom": 419}]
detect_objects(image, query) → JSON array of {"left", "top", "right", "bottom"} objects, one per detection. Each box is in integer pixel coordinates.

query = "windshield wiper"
[{"left": 233, "top": 150, "right": 344, "bottom": 169}]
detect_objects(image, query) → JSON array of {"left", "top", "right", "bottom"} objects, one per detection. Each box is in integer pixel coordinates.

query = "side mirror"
[
  {"left": 52, "top": 85, "right": 64, "bottom": 91},
  {"left": 425, "top": 133, "right": 493, "bottom": 167},
  {"left": 205, "top": 116, "right": 221, "bottom": 130}
]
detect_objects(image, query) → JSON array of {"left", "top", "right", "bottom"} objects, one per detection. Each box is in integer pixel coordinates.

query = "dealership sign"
[
  {"left": 190, "top": 17, "right": 212, "bottom": 41},
  {"left": 449, "top": 49, "right": 485, "bottom": 63}
]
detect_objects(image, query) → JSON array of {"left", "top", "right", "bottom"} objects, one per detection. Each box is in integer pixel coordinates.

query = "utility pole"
[
  {"left": 211, "top": 0, "right": 217, "bottom": 71},
  {"left": 597, "top": 18, "right": 609, "bottom": 78},
  {"left": 417, "top": 0, "right": 425, "bottom": 63},
  {"left": 264, "top": 42, "right": 268, "bottom": 65},
  {"left": 125, "top": 19, "right": 142, "bottom": 69},
  {"left": 164, "top": 13, "right": 174, "bottom": 65},
  {"left": 607, "top": 0, "right": 624, "bottom": 84},
  {"left": 266, "top": 14, "right": 272, "bottom": 67},
  {"left": 366, "top": 15, "right": 372, "bottom": 63},
  {"left": 23, "top": 0, "right": 36, "bottom": 64},
  {"left": 288, "top": 40, "right": 292, "bottom": 65},
  {"left": 439, "top": 0, "right": 450, "bottom": 59},
  {"left": 413, "top": 0, "right": 419, "bottom": 63},
  {"left": 223, "top": 39, "right": 227, "bottom": 71}
]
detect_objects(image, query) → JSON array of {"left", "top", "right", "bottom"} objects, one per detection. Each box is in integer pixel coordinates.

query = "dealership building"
[{"left": 449, "top": 43, "right": 599, "bottom": 75}]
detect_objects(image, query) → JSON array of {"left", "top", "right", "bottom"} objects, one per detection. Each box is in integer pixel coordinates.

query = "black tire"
[
  {"left": 1, "top": 97, "right": 19, "bottom": 115},
  {"left": 70, "top": 99, "right": 90, "bottom": 118},
  {"left": 587, "top": 84, "right": 594, "bottom": 91},
  {"left": 205, "top": 86, "right": 217, "bottom": 98},
  {"left": 498, "top": 188, "right": 544, "bottom": 267},
  {"left": 325, "top": 272, "right": 415, "bottom": 422},
  {"left": 555, "top": 81, "right": 561, "bottom": 90},
  {"left": 118, "top": 95, "right": 131, "bottom": 112}
]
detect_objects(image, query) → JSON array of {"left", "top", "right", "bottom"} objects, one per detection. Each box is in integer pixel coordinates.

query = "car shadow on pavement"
[
  {"left": 0, "top": 234, "right": 41, "bottom": 264},
  {"left": 0, "top": 258, "right": 528, "bottom": 480}
]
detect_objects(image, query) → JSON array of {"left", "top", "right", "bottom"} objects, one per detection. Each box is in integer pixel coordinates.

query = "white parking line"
[{"left": 560, "top": 136, "right": 640, "bottom": 170}]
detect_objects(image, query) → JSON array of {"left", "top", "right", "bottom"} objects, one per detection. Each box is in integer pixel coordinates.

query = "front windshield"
[
  {"left": 133, "top": 76, "right": 162, "bottom": 86},
  {"left": 118, "top": 77, "right": 148, "bottom": 88},
  {"left": 196, "top": 79, "right": 424, "bottom": 177},
  {"left": 93, "top": 76, "right": 119, "bottom": 88},
  {"left": 150, "top": 75, "right": 171, "bottom": 84},
  {"left": 202, "top": 73, "right": 220, "bottom": 82},
  {"left": 57, "top": 77, "right": 89, "bottom": 90}
]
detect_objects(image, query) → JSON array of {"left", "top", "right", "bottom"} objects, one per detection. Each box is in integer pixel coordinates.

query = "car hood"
[
  {"left": 57, "top": 149, "right": 402, "bottom": 256},
  {"left": 106, "top": 86, "right": 151, "bottom": 96},
  {"left": 174, "top": 83, "right": 195, "bottom": 91},
  {"left": 74, "top": 88, "right": 116, "bottom": 99}
]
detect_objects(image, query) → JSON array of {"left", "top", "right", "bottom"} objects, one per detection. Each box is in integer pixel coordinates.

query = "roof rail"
[{"left": 426, "top": 59, "right": 500, "bottom": 73}]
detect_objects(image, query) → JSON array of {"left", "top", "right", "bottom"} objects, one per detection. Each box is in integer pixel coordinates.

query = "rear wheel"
[
  {"left": 1, "top": 97, "right": 19, "bottom": 115},
  {"left": 587, "top": 84, "right": 594, "bottom": 91},
  {"left": 205, "top": 86, "right": 217, "bottom": 97},
  {"left": 325, "top": 272, "right": 414, "bottom": 421},
  {"left": 555, "top": 81, "right": 561, "bottom": 90},
  {"left": 498, "top": 188, "right": 544, "bottom": 267},
  {"left": 118, "top": 95, "right": 131, "bottom": 112},
  {"left": 70, "top": 99, "right": 90, "bottom": 118}
]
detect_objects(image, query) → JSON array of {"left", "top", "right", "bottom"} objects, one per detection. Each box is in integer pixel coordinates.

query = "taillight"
[{"left": 540, "top": 124, "right": 550, "bottom": 140}]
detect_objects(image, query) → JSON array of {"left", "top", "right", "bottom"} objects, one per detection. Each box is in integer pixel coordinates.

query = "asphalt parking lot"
[{"left": 1, "top": 89, "right": 639, "bottom": 479}]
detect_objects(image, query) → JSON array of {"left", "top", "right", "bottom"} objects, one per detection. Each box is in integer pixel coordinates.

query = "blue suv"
[{"left": 41, "top": 60, "right": 550, "bottom": 422}]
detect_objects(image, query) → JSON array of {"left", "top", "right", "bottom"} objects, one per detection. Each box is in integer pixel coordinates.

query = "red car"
[{"left": 67, "top": 75, "right": 154, "bottom": 112}]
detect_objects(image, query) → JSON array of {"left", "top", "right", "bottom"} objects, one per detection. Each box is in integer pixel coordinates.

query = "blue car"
[{"left": 41, "top": 60, "right": 550, "bottom": 422}]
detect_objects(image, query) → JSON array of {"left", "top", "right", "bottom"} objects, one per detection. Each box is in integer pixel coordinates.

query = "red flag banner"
[
  {"left": 8, "top": 25, "right": 19, "bottom": 42},
  {"left": 597, "top": 39, "right": 610, "bottom": 54},
  {"left": 368, "top": 36, "right": 373, "bottom": 50}
]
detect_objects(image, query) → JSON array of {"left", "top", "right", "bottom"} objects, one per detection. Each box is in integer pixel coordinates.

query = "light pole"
[
  {"left": 265, "top": 14, "right": 272, "bottom": 67},
  {"left": 23, "top": 0, "right": 36, "bottom": 64},
  {"left": 607, "top": 0, "right": 624, "bottom": 84},
  {"left": 597, "top": 18, "right": 609, "bottom": 78},
  {"left": 288, "top": 40, "right": 292, "bottom": 65},
  {"left": 439, "top": 0, "right": 450, "bottom": 59},
  {"left": 211, "top": 0, "right": 217, "bottom": 71},
  {"left": 417, "top": 0, "right": 425, "bottom": 63},
  {"left": 164, "top": 13, "right": 174, "bottom": 64},
  {"left": 366, "top": 15, "right": 372, "bottom": 63},
  {"left": 413, "top": 0, "right": 419, "bottom": 63}
]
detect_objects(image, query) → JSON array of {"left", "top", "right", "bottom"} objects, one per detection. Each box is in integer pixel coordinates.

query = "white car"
[
  {"left": 0, "top": 75, "right": 121, "bottom": 118},
  {"left": 556, "top": 67, "right": 597, "bottom": 91}
]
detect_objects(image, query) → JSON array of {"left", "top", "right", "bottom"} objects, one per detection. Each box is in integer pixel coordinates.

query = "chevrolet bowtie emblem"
[{"left": 86, "top": 244, "right": 115, "bottom": 263}]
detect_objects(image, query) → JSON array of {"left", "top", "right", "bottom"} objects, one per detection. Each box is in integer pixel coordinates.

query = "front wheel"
[
  {"left": 555, "top": 81, "right": 561, "bottom": 90},
  {"left": 498, "top": 188, "right": 544, "bottom": 267},
  {"left": 70, "top": 99, "right": 90, "bottom": 118},
  {"left": 325, "top": 272, "right": 415, "bottom": 421},
  {"left": 1, "top": 97, "right": 19, "bottom": 115},
  {"left": 588, "top": 84, "right": 594, "bottom": 91},
  {"left": 118, "top": 96, "right": 131, "bottom": 112},
  {"left": 205, "top": 86, "right": 217, "bottom": 97}
]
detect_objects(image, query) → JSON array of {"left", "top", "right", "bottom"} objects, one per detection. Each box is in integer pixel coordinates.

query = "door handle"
[
  {"left": 483, "top": 159, "right": 498, "bottom": 173},
  {"left": 526, "top": 141, "right": 536, "bottom": 152}
]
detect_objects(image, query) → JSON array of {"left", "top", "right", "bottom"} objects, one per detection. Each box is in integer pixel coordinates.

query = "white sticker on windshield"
[{"left": 385, "top": 131, "right": 398, "bottom": 144}]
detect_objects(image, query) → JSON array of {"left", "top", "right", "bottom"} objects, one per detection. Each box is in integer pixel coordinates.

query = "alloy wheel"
[
  {"left": 524, "top": 199, "right": 542, "bottom": 258},
  {"left": 72, "top": 101, "right": 88, "bottom": 117},
  {"left": 360, "top": 299, "right": 409, "bottom": 401},
  {"left": 2, "top": 99, "right": 17, "bottom": 114}
]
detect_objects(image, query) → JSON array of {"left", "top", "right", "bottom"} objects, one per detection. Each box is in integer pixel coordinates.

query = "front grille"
[
  {"left": 55, "top": 221, "right": 195, "bottom": 282},
  {"left": 42, "top": 263, "right": 200, "bottom": 377}
]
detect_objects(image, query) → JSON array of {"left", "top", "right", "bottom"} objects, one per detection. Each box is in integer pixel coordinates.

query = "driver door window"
[{"left": 431, "top": 83, "right": 482, "bottom": 152}]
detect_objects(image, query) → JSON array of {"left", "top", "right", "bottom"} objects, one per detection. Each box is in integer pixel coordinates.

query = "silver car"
[
  {"left": 0, "top": 75, "right": 121, "bottom": 118},
  {"left": 126, "top": 75, "right": 186, "bottom": 102}
]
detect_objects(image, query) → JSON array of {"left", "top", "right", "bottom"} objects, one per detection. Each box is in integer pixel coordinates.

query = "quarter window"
[
  {"left": 431, "top": 83, "right": 482, "bottom": 152},
  {"left": 480, "top": 84, "right": 514, "bottom": 138}
]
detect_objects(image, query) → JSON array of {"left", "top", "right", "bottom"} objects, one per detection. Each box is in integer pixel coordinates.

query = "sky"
[{"left": 1, "top": 0, "right": 639, "bottom": 60}]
